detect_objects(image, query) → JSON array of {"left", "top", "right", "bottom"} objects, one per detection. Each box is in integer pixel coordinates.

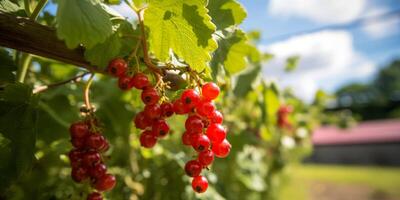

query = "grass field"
[{"left": 279, "top": 164, "right": 400, "bottom": 200}]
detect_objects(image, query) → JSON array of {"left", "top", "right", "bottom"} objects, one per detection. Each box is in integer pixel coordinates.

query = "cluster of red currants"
[
  {"left": 68, "top": 120, "right": 115, "bottom": 200},
  {"left": 107, "top": 58, "right": 232, "bottom": 193},
  {"left": 277, "top": 105, "right": 293, "bottom": 129}
]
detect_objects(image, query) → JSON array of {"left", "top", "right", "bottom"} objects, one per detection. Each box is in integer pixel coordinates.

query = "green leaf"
[
  {"left": 85, "top": 33, "right": 122, "bottom": 69},
  {"left": 0, "top": 0, "right": 25, "bottom": 16},
  {"left": 144, "top": 0, "right": 217, "bottom": 72},
  {"left": 0, "top": 49, "right": 17, "bottom": 83},
  {"left": 233, "top": 65, "right": 261, "bottom": 97},
  {"left": 211, "top": 30, "right": 260, "bottom": 75},
  {"left": 105, "top": 0, "right": 121, "bottom": 4},
  {"left": 56, "top": 0, "right": 113, "bottom": 49},
  {"left": 133, "top": 0, "right": 148, "bottom": 7},
  {"left": 208, "top": 0, "right": 247, "bottom": 30},
  {"left": 1, "top": 83, "right": 32, "bottom": 103},
  {"left": 285, "top": 55, "right": 300, "bottom": 72},
  {"left": 263, "top": 84, "right": 279, "bottom": 124},
  {"left": 0, "top": 84, "right": 37, "bottom": 192}
]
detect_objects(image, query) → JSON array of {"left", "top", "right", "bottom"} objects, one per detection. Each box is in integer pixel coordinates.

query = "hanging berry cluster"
[
  {"left": 277, "top": 105, "right": 293, "bottom": 129},
  {"left": 107, "top": 58, "right": 231, "bottom": 193},
  {"left": 68, "top": 118, "right": 116, "bottom": 200}
]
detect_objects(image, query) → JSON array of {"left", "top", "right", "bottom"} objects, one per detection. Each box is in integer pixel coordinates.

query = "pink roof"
[{"left": 312, "top": 119, "right": 400, "bottom": 145}]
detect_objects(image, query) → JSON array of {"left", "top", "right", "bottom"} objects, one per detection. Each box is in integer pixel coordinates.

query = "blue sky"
[
  {"left": 44, "top": 0, "right": 400, "bottom": 101},
  {"left": 238, "top": 0, "right": 400, "bottom": 101}
]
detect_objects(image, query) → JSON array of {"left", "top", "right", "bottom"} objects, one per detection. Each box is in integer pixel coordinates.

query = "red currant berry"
[
  {"left": 118, "top": 76, "right": 133, "bottom": 91},
  {"left": 144, "top": 104, "right": 162, "bottom": 119},
  {"left": 82, "top": 150, "right": 101, "bottom": 167},
  {"left": 68, "top": 149, "right": 83, "bottom": 163},
  {"left": 192, "top": 176, "right": 208, "bottom": 193},
  {"left": 131, "top": 73, "right": 149, "bottom": 89},
  {"left": 94, "top": 174, "right": 116, "bottom": 191},
  {"left": 70, "top": 122, "right": 89, "bottom": 138},
  {"left": 88, "top": 163, "right": 107, "bottom": 178},
  {"left": 209, "top": 110, "right": 223, "bottom": 124},
  {"left": 196, "top": 101, "right": 215, "bottom": 117},
  {"left": 192, "top": 134, "right": 211, "bottom": 152},
  {"left": 134, "top": 111, "right": 151, "bottom": 129},
  {"left": 189, "top": 133, "right": 201, "bottom": 146},
  {"left": 71, "top": 136, "right": 86, "bottom": 149},
  {"left": 87, "top": 192, "right": 103, "bottom": 200},
  {"left": 184, "top": 160, "right": 202, "bottom": 177},
  {"left": 152, "top": 119, "right": 170, "bottom": 137},
  {"left": 181, "top": 89, "right": 200, "bottom": 109},
  {"left": 211, "top": 139, "right": 231, "bottom": 158},
  {"left": 99, "top": 139, "right": 110, "bottom": 152},
  {"left": 173, "top": 99, "right": 190, "bottom": 115},
  {"left": 160, "top": 102, "right": 174, "bottom": 117},
  {"left": 141, "top": 87, "right": 160, "bottom": 105},
  {"left": 140, "top": 130, "right": 157, "bottom": 148},
  {"left": 185, "top": 115, "right": 204, "bottom": 134},
  {"left": 198, "top": 150, "right": 214, "bottom": 166},
  {"left": 107, "top": 58, "right": 127, "bottom": 77},
  {"left": 206, "top": 124, "right": 226, "bottom": 144},
  {"left": 202, "top": 82, "right": 220, "bottom": 101},
  {"left": 86, "top": 133, "right": 106, "bottom": 150},
  {"left": 71, "top": 166, "right": 88, "bottom": 183},
  {"left": 181, "top": 131, "right": 192, "bottom": 146},
  {"left": 278, "top": 105, "right": 293, "bottom": 116}
]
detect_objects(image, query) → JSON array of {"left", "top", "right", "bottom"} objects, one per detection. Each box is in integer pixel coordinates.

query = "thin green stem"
[
  {"left": 16, "top": 54, "right": 32, "bottom": 83},
  {"left": 24, "top": 0, "right": 31, "bottom": 16},
  {"left": 30, "top": 0, "right": 48, "bottom": 20},
  {"left": 84, "top": 73, "right": 95, "bottom": 110}
]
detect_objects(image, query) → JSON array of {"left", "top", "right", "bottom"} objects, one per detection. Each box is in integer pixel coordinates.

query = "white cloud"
[
  {"left": 361, "top": 7, "right": 400, "bottom": 39},
  {"left": 268, "top": 0, "right": 366, "bottom": 24},
  {"left": 110, "top": 2, "right": 136, "bottom": 20},
  {"left": 262, "top": 30, "right": 376, "bottom": 102}
]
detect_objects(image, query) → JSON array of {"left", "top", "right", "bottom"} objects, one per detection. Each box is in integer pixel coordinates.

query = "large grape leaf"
[
  {"left": 0, "top": 83, "right": 37, "bottom": 192},
  {"left": 211, "top": 30, "right": 261, "bottom": 75},
  {"left": 56, "top": 0, "right": 113, "bottom": 49},
  {"left": 208, "top": 0, "right": 247, "bottom": 30},
  {"left": 144, "top": 0, "right": 217, "bottom": 71}
]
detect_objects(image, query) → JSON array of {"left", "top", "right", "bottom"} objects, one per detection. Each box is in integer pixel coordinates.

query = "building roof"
[{"left": 312, "top": 119, "right": 400, "bottom": 145}]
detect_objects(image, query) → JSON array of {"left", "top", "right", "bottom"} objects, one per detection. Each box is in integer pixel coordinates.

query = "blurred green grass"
[{"left": 279, "top": 164, "right": 400, "bottom": 200}]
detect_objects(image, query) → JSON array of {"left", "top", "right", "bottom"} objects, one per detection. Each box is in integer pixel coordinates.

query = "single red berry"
[
  {"left": 173, "top": 99, "right": 190, "bottom": 115},
  {"left": 152, "top": 119, "right": 170, "bottom": 137},
  {"left": 71, "top": 166, "right": 88, "bottom": 183},
  {"left": 192, "top": 134, "right": 211, "bottom": 152},
  {"left": 196, "top": 101, "right": 216, "bottom": 117},
  {"left": 181, "top": 131, "right": 192, "bottom": 146},
  {"left": 118, "top": 76, "right": 133, "bottom": 91},
  {"left": 198, "top": 150, "right": 214, "bottom": 166},
  {"left": 87, "top": 192, "right": 103, "bottom": 200},
  {"left": 99, "top": 139, "right": 110, "bottom": 152},
  {"left": 68, "top": 149, "right": 83, "bottom": 163},
  {"left": 206, "top": 124, "right": 226, "bottom": 144},
  {"left": 144, "top": 104, "right": 162, "bottom": 119},
  {"left": 131, "top": 73, "right": 149, "bottom": 89},
  {"left": 71, "top": 136, "right": 86, "bottom": 149},
  {"left": 134, "top": 111, "right": 152, "bottom": 129},
  {"left": 140, "top": 130, "right": 157, "bottom": 148},
  {"left": 209, "top": 110, "right": 223, "bottom": 124},
  {"left": 82, "top": 150, "right": 101, "bottom": 167},
  {"left": 211, "top": 139, "right": 231, "bottom": 158},
  {"left": 192, "top": 176, "right": 208, "bottom": 193},
  {"left": 184, "top": 160, "right": 202, "bottom": 177},
  {"left": 185, "top": 115, "right": 204, "bottom": 134},
  {"left": 86, "top": 133, "right": 106, "bottom": 150},
  {"left": 202, "top": 82, "right": 220, "bottom": 101},
  {"left": 94, "top": 174, "right": 116, "bottom": 191},
  {"left": 160, "top": 102, "right": 174, "bottom": 117},
  {"left": 70, "top": 122, "right": 89, "bottom": 138},
  {"left": 181, "top": 89, "right": 201, "bottom": 109},
  {"left": 141, "top": 87, "right": 160, "bottom": 105},
  {"left": 88, "top": 163, "right": 107, "bottom": 178},
  {"left": 108, "top": 58, "right": 127, "bottom": 77},
  {"left": 189, "top": 133, "right": 201, "bottom": 146}
]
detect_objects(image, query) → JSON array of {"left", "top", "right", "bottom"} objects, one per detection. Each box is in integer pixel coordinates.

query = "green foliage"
[
  {"left": 285, "top": 56, "right": 300, "bottom": 72},
  {"left": 0, "top": 0, "right": 26, "bottom": 16},
  {"left": 84, "top": 33, "right": 122, "bottom": 68},
  {"left": 0, "top": 83, "right": 37, "bottom": 193},
  {"left": 56, "top": 0, "right": 113, "bottom": 49},
  {"left": 144, "top": 0, "right": 217, "bottom": 71},
  {"left": 0, "top": 49, "right": 17, "bottom": 84},
  {"left": 207, "top": 0, "right": 247, "bottom": 30}
]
